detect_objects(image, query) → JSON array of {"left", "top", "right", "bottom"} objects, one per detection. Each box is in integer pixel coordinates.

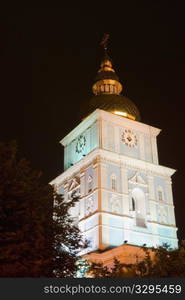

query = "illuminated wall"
[
  {"left": 101, "top": 112, "right": 159, "bottom": 164},
  {"left": 63, "top": 114, "right": 99, "bottom": 170},
  {"left": 51, "top": 109, "right": 178, "bottom": 253}
]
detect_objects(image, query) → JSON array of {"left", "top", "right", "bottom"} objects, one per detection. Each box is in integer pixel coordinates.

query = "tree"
[
  {"left": 0, "top": 141, "right": 88, "bottom": 277},
  {"left": 51, "top": 192, "right": 88, "bottom": 277},
  {"left": 89, "top": 261, "right": 112, "bottom": 278},
  {"left": 89, "top": 242, "right": 185, "bottom": 278},
  {"left": 132, "top": 242, "right": 185, "bottom": 277},
  {"left": 89, "top": 258, "right": 132, "bottom": 278}
]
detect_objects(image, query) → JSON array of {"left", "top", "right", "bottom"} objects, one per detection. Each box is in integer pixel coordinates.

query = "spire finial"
[
  {"left": 99, "top": 33, "right": 112, "bottom": 69},
  {"left": 92, "top": 35, "right": 123, "bottom": 96},
  {"left": 100, "top": 33, "right": 110, "bottom": 51}
]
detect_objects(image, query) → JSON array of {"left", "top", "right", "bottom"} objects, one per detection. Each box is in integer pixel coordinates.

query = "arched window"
[
  {"left": 131, "top": 197, "right": 135, "bottom": 211},
  {"left": 111, "top": 174, "right": 117, "bottom": 191},
  {"left": 157, "top": 186, "right": 164, "bottom": 202},
  {"left": 158, "top": 190, "right": 163, "bottom": 201}
]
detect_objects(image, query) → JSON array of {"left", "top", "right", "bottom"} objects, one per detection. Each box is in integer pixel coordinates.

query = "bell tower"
[{"left": 50, "top": 39, "right": 178, "bottom": 264}]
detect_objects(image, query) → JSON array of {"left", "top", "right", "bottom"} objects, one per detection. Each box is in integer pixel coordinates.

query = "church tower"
[{"left": 50, "top": 41, "right": 178, "bottom": 264}]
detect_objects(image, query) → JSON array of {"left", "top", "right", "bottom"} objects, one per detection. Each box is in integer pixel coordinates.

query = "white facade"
[{"left": 50, "top": 109, "right": 178, "bottom": 253}]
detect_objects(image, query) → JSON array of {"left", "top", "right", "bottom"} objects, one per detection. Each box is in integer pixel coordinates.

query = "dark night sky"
[{"left": 0, "top": 4, "right": 185, "bottom": 241}]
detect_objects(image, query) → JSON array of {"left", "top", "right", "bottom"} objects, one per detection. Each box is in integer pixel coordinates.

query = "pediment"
[
  {"left": 68, "top": 177, "right": 80, "bottom": 191},
  {"left": 129, "top": 172, "right": 147, "bottom": 186}
]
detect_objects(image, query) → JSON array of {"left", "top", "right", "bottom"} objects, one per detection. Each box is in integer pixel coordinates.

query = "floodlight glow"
[{"left": 114, "top": 111, "right": 127, "bottom": 117}]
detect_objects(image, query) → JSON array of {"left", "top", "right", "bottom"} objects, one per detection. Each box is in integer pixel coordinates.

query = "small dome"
[{"left": 81, "top": 94, "right": 141, "bottom": 121}]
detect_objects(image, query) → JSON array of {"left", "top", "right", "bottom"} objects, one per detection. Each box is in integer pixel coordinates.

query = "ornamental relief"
[
  {"left": 158, "top": 205, "right": 168, "bottom": 224},
  {"left": 85, "top": 196, "right": 95, "bottom": 215},
  {"left": 109, "top": 194, "right": 121, "bottom": 214}
]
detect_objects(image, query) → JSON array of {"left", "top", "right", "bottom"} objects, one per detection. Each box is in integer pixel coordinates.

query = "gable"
[{"left": 129, "top": 171, "right": 147, "bottom": 186}]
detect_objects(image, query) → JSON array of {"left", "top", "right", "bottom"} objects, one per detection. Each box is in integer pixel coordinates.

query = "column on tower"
[{"left": 165, "top": 178, "right": 176, "bottom": 226}]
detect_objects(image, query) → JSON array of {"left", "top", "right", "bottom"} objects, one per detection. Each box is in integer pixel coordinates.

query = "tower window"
[
  {"left": 111, "top": 174, "right": 116, "bottom": 191},
  {"left": 131, "top": 197, "right": 136, "bottom": 211},
  {"left": 158, "top": 190, "right": 163, "bottom": 201}
]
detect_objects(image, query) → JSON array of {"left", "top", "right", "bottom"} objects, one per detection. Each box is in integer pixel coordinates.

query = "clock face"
[
  {"left": 76, "top": 135, "right": 86, "bottom": 153},
  {"left": 121, "top": 129, "right": 138, "bottom": 147}
]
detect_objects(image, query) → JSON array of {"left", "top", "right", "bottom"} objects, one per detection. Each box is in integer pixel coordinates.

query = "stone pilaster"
[
  {"left": 114, "top": 125, "right": 120, "bottom": 153},
  {"left": 165, "top": 178, "right": 173, "bottom": 204},
  {"left": 148, "top": 175, "right": 156, "bottom": 221},
  {"left": 139, "top": 132, "right": 145, "bottom": 160},
  {"left": 121, "top": 166, "right": 128, "bottom": 194},
  {"left": 151, "top": 136, "right": 159, "bottom": 164},
  {"left": 79, "top": 172, "right": 85, "bottom": 219},
  {"left": 93, "top": 163, "right": 98, "bottom": 190}
]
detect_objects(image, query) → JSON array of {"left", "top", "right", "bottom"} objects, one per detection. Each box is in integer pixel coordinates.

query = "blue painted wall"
[{"left": 64, "top": 121, "right": 99, "bottom": 170}]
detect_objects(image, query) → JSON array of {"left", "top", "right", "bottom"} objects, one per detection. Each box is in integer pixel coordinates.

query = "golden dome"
[{"left": 82, "top": 94, "right": 141, "bottom": 121}]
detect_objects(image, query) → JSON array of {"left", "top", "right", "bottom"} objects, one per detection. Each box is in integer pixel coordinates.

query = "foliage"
[
  {"left": 52, "top": 192, "right": 88, "bottom": 277},
  {"left": 89, "top": 258, "right": 132, "bottom": 278},
  {"left": 89, "top": 261, "right": 112, "bottom": 278},
  {"left": 132, "top": 241, "right": 185, "bottom": 277},
  {"left": 0, "top": 141, "right": 88, "bottom": 277},
  {"left": 89, "top": 242, "right": 185, "bottom": 278}
]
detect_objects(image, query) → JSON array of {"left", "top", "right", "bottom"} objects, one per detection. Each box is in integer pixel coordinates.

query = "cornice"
[
  {"left": 99, "top": 109, "right": 161, "bottom": 136},
  {"left": 50, "top": 148, "right": 176, "bottom": 185}
]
